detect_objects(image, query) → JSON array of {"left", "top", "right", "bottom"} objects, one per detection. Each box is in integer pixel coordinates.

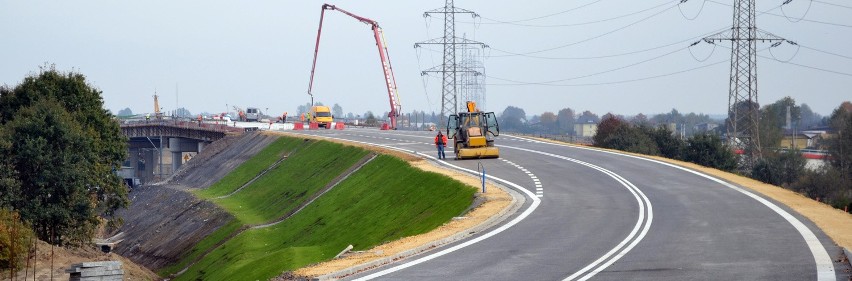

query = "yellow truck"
[{"left": 310, "top": 105, "right": 333, "bottom": 128}]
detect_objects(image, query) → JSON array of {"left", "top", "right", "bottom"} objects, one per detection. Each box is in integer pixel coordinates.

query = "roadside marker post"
[{"left": 477, "top": 162, "right": 486, "bottom": 193}]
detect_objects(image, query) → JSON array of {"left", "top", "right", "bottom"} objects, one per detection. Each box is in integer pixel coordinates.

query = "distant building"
[
  {"left": 574, "top": 115, "right": 600, "bottom": 137},
  {"left": 694, "top": 123, "right": 719, "bottom": 133}
]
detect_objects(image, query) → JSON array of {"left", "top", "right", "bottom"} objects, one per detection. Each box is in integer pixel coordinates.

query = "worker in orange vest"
[{"left": 434, "top": 131, "right": 448, "bottom": 159}]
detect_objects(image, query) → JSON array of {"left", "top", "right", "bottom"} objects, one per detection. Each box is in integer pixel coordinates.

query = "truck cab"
[{"left": 310, "top": 105, "right": 333, "bottom": 128}]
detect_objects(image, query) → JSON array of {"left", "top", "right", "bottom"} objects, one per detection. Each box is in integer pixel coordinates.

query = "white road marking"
[
  {"left": 288, "top": 131, "right": 542, "bottom": 281},
  {"left": 497, "top": 144, "right": 653, "bottom": 281},
  {"left": 505, "top": 135, "right": 836, "bottom": 280}
]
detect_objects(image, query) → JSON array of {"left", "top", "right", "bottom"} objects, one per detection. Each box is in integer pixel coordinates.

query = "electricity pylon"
[
  {"left": 698, "top": 0, "right": 787, "bottom": 166},
  {"left": 416, "top": 0, "right": 487, "bottom": 127}
]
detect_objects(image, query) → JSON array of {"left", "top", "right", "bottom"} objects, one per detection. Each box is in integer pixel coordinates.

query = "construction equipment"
[
  {"left": 447, "top": 101, "right": 500, "bottom": 159},
  {"left": 232, "top": 106, "right": 247, "bottom": 122},
  {"left": 307, "top": 3, "right": 402, "bottom": 130},
  {"left": 152, "top": 92, "right": 163, "bottom": 119}
]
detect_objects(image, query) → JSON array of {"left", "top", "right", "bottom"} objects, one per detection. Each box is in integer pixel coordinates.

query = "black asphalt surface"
[{"left": 290, "top": 128, "right": 850, "bottom": 281}]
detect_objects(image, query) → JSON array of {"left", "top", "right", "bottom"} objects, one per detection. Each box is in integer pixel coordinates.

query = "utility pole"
[
  {"left": 416, "top": 0, "right": 487, "bottom": 128},
  {"left": 697, "top": 0, "right": 792, "bottom": 167}
]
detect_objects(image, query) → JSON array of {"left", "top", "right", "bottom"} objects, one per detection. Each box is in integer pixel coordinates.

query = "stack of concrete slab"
[{"left": 65, "top": 261, "right": 124, "bottom": 281}]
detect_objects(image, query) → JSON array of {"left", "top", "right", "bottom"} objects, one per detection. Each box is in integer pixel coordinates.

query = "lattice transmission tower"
[
  {"left": 416, "top": 0, "right": 487, "bottom": 127},
  {"left": 699, "top": 0, "right": 787, "bottom": 165},
  {"left": 458, "top": 34, "right": 487, "bottom": 111}
]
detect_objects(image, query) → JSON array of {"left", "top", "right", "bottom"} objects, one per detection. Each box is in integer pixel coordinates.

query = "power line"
[
  {"left": 484, "top": 45, "right": 691, "bottom": 85},
  {"left": 490, "top": 3, "right": 680, "bottom": 57},
  {"left": 707, "top": 0, "right": 852, "bottom": 28},
  {"left": 471, "top": 0, "right": 673, "bottom": 28},
  {"left": 813, "top": 0, "right": 852, "bottom": 10},
  {"left": 760, "top": 53, "right": 852, "bottom": 77},
  {"left": 800, "top": 44, "right": 852, "bottom": 60},
  {"left": 483, "top": 59, "right": 729, "bottom": 87},
  {"left": 476, "top": 0, "right": 604, "bottom": 24},
  {"left": 489, "top": 26, "right": 729, "bottom": 60}
]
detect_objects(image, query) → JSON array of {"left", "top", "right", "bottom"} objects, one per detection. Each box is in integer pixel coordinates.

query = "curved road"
[{"left": 292, "top": 128, "right": 849, "bottom": 280}]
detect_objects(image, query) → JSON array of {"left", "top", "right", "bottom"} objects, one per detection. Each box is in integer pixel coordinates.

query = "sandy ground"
[
  {"left": 266, "top": 132, "right": 514, "bottom": 278},
  {"left": 527, "top": 137, "right": 852, "bottom": 251},
  {"left": 1, "top": 240, "right": 158, "bottom": 281}
]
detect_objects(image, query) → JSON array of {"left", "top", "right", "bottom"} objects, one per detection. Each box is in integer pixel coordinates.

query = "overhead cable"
[
  {"left": 484, "top": 59, "right": 730, "bottom": 87},
  {"left": 490, "top": 3, "right": 680, "bottom": 57},
  {"left": 472, "top": 0, "right": 673, "bottom": 28}
]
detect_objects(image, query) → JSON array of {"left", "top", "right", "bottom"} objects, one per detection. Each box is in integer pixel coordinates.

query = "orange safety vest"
[{"left": 435, "top": 134, "right": 447, "bottom": 145}]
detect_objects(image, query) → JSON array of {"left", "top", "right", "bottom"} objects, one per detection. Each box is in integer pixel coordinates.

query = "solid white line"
[
  {"left": 498, "top": 144, "right": 653, "bottom": 281},
  {"left": 288, "top": 131, "right": 542, "bottom": 281},
  {"left": 505, "top": 135, "right": 836, "bottom": 280}
]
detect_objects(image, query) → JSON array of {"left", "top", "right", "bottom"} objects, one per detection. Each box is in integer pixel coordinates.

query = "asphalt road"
[{"left": 291, "top": 128, "right": 849, "bottom": 281}]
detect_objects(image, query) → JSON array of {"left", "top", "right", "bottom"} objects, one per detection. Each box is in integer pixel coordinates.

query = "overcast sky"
[{"left": 2, "top": 0, "right": 850, "bottom": 118}]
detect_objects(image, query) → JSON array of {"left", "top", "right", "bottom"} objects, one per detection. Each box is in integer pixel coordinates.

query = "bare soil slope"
[{"left": 110, "top": 132, "right": 278, "bottom": 271}]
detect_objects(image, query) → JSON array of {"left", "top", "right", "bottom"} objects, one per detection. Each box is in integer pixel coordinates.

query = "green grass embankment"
[
  {"left": 196, "top": 137, "right": 305, "bottom": 199},
  {"left": 212, "top": 140, "right": 369, "bottom": 225},
  {"left": 176, "top": 154, "right": 476, "bottom": 281}
]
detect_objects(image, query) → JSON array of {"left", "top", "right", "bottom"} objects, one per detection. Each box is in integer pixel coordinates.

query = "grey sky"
[{"left": 2, "top": 0, "right": 849, "bottom": 118}]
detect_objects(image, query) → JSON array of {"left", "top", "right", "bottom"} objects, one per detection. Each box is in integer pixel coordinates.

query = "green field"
[{"left": 175, "top": 151, "right": 475, "bottom": 281}]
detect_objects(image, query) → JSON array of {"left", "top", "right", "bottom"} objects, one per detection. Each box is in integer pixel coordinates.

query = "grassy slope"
[
  {"left": 157, "top": 220, "right": 242, "bottom": 276},
  {"left": 212, "top": 140, "right": 370, "bottom": 224},
  {"left": 176, "top": 154, "right": 476, "bottom": 281},
  {"left": 196, "top": 137, "right": 305, "bottom": 199},
  {"left": 163, "top": 138, "right": 366, "bottom": 275}
]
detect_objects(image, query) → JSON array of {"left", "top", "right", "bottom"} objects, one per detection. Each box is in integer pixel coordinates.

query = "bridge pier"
[{"left": 168, "top": 137, "right": 210, "bottom": 172}]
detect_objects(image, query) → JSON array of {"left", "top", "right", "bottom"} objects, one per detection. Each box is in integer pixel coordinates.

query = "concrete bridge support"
[{"left": 168, "top": 137, "right": 210, "bottom": 172}]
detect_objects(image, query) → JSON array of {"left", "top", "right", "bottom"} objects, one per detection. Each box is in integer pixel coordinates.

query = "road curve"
[{"left": 290, "top": 128, "right": 848, "bottom": 280}]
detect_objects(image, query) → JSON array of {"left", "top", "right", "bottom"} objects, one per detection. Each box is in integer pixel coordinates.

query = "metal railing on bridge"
[{"left": 120, "top": 120, "right": 245, "bottom": 141}]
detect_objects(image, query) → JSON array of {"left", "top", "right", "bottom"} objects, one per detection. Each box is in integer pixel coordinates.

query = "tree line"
[{"left": 1, "top": 67, "right": 129, "bottom": 270}]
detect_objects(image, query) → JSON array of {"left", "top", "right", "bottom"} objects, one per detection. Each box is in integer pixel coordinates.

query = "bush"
[
  {"left": 593, "top": 115, "right": 660, "bottom": 155},
  {"left": 751, "top": 151, "right": 806, "bottom": 187},
  {"left": 0, "top": 209, "right": 35, "bottom": 270},
  {"left": 792, "top": 166, "right": 851, "bottom": 211},
  {"left": 683, "top": 133, "right": 738, "bottom": 172}
]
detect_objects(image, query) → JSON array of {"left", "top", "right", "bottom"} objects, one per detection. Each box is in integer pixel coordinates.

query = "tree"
[
  {"left": 751, "top": 150, "right": 806, "bottom": 187},
  {"left": 826, "top": 101, "right": 852, "bottom": 183},
  {"left": 364, "top": 111, "right": 377, "bottom": 126},
  {"left": 332, "top": 103, "right": 343, "bottom": 118},
  {"left": 642, "top": 125, "right": 683, "bottom": 160},
  {"left": 499, "top": 106, "right": 527, "bottom": 132},
  {"left": 540, "top": 112, "right": 557, "bottom": 133},
  {"left": 799, "top": 103, "right": 822, "bottom": 129},
  {"left": 758, "top": 103, "right": 784, "bottom": 148},
  {"left": 0, "top": 67, "right": 128, "bottom": 246},
  {"left": 0, "top": 209, "right": 35, "bottom": 270},
  {"left": 557, "top": 108, "right": 575, "bottom": 134},
  {"left": 593, "top": 114, "right": 659, "bottom": 155},
  {"left": 683, "top": 133, "right": 737, "bottom": 172},
  {"left": 117, "top": 107, "right": 133, "bottom": 116},
  {"left": 631, "top": 113, "right": 649, "bottom": 126}
]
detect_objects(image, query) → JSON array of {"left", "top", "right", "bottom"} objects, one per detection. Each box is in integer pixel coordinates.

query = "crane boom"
[{"left": 307, "top": 3, "right": 402, "bottom": 129}]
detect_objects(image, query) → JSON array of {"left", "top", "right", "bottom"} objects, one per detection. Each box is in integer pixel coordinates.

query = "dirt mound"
[
  {"left": 111, "top": 132, "right": 279, "bottom": 272},
  {"left": 2, "top": 240, "right": 158, "bottom": 281}
]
